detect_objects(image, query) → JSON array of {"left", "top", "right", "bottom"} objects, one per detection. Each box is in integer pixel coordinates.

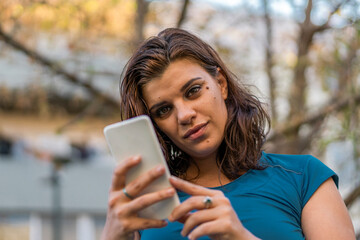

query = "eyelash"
[
  {"left": 155, "top": 106, "right": 172, "bottom": 118},
  {"left": 186, "top": 85, "right": 202, "bottom": 98},
  {"left": 153, "top": 84, "right": 203, "bottom": 118}
]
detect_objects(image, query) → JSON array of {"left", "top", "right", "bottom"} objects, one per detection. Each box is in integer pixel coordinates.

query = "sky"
[
  {"left": 204, "top": 0, "right": 294, "bottom": 16},
  {"left": 204, "top": 0, "right": 360, "bottom": 26}
]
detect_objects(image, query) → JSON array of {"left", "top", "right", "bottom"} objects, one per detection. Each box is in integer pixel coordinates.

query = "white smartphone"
[{"left": 103, "top": 115, "right": 180, "bottom": 220}]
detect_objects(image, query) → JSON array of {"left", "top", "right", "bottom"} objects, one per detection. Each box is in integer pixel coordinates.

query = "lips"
[{"left": 183, "top": 122, "right": 208, "bottom": 139}]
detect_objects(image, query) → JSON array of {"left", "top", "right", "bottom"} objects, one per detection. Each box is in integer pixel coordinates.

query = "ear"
[{"left": 216, "top": 67, "right": 228, "bottom": 100}]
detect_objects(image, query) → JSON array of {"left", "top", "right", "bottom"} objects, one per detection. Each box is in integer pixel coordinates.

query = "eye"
[
  {"left": 155, "top": 106, "right": 172, "bottom": 118},
  {"left": 186, "top": 85, "right": 201, "bottom": 98}
]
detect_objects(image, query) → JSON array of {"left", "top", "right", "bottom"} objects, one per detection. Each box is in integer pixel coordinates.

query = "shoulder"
[
  {"left": 261, "top": 152, "right": 337, "bottom": 175},
  {"left": 260, "top": 152, "right": 339, "bottom": 188},
  {"left": 258, "top": 152, "right": 316, "bottom": 192},
  {"left": 261, "top": 152, "right": 317, "bottom": 173},
  {"left": 261, "top": 152, "right": 339, "bottom": 207}
]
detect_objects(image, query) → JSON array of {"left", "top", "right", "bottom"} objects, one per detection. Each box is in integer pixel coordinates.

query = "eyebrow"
[
  {"left": 180, "top": 77, "right": 202, "bottom": 92},
  {"left": 149, "top": 77, "right": 202, "bottom": 113},
  {"left": 149, "top": 101, "right": 167, "bottom": 113}
]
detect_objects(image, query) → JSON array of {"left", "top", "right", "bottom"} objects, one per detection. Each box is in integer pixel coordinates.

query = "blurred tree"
[
  {"left": 0, "top": 0, "right": 358, "bottom": 146},
  {"left": 134, "top": 0, "right": 149, "bottom": 46},
  {"left": 177, "top": 0, "right": 190, "bottom": 28},
  {"left": 262, "top": 0, "right": 277, "bottom": 126},
  {"left": 264, "top": 0, "right": 360, "bottom": 154},
  {"left": 0, "top": 0, "right": 359, "bottom": 214},
  {"left": 0, "top": 24, "right": 119, "bottom": 109}
]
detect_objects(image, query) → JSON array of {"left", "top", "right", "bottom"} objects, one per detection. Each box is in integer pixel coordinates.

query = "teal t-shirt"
[{"left": 140, "top": 152, "right": 338, "bottom": 240}]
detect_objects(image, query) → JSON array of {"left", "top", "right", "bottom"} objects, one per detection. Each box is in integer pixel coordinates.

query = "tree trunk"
[
  {"left": 134, "top": 0, "right": 149, "bottom": 46},
  {"left": 177, "top": 0, "right": 190, "bottom": 28},
  {"left": 262, "top": 0, "right": 277, "bottom": 126}
]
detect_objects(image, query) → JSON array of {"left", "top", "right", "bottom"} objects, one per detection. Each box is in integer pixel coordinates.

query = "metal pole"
[{"left": 51, "top": 164, "right": 62, "bottom": 240}]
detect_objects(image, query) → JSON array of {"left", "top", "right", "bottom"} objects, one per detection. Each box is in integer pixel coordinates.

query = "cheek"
[
  {"left": 209, "top": 88, "right": 225, "bottom": 105},
  {"left": 155, "top": 119, "right": 177, "bottom": 140}
]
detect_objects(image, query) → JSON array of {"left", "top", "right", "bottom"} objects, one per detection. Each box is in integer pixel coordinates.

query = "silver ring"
[
  {"left": 203, "top": 196, "right": 212, "bottom": 209},
  {"left": 122, "top": 187, "right": 134, "bottom": 200}
]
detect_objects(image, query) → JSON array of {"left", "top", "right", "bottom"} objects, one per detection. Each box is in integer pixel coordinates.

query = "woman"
[{"left": 102, "top": 28, "right": 355, "bottom": 240}]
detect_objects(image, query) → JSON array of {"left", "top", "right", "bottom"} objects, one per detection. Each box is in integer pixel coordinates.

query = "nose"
[{"left": 176, "top": 102, "right": 196, "bottom": 125}]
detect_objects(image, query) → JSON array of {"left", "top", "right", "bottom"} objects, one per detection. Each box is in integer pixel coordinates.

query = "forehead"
[{"left": 142, "top": 59, "right": 211, "bottom": 102}]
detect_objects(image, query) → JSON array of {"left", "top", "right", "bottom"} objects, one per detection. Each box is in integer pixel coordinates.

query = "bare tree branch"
[
  {"left": 315, "top": 0, "right": 351, "bottom": 32},
  {"left": 268, "top": 92, "right": 360, "bottom": 141},
  {"left": 265, "top": 119, "right": 323, "bottom": 154},
  {"left": 288, "top": 0, "right": 316, "bottom": 122},
  {"left": 288, "top": 0, "right": 352, "bottom": 129},
  {"left": 345, "top": 184, "right": 360, "bottom": 208},
  {"left": 56, "top": 97, "right": 104, "bottom": 133},
  {"left": 0, "top": 25, "right": 120, "bottom": 110},
  {"left": 304, "top": 0, "right": 313, "bottom": 26},
  {"left": 262, "top": 0, "right": 277, "bottom": 126},
  {"left": 336, "top": 36, "right": 358, "bottom": 99},
  {"left": 134, "top": 0, "right": 149, "bottom": 46},
  {"left": 177, "top": 0, "right": 190, "bottom": 28}
]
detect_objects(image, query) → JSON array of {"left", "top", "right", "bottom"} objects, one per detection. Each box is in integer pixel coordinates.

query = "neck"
[{"left": 184, "top": 154, "right": 231, "bottom": 188}]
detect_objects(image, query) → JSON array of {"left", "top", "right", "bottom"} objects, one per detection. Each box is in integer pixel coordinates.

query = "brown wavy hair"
[{"left": 120, "top": 28, "right": 270, "bottom": 180}]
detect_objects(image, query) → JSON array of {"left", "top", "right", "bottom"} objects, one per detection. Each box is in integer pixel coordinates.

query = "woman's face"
[{"left": 142, "top": 58, "right": 228, "bottom": 161}]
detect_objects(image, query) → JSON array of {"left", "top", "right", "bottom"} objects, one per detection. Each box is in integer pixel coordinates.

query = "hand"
[
  {"left": 101, "top": 156, "right": 176, "bottom": 240},
  {"left": 168, "top": 176, "right": 259, "bottom": 240}
]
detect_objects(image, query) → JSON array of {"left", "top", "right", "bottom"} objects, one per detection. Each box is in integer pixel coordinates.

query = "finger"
[
  {"left": 187, "top": 219, "right": 228, "bottom": 240},
  {"left": 108, "top": 191, "right": 123, "bottom": 208},
  {"left": 127, "top": 187, "right": 176, "bottom": 214},
  {"left": 111, "top": 155, "right": 141, "bottom": 191},
  {"left": 125, "top": 164, "right": 166, "bottom": 198},
  {"left": 169, "top": 196, "right": 217, "bottom": 222},
  {"left": 169, "top": 176, "right": 216, "bottom": 196},
  {"left": 124, "top": 218, "right": 168, "bottom": 232},
  {"left": 118, "top": 217, "right": 168, "bottom": 234},
  {"left": 176, "top": 213, "right": 192, "bottom": 224},
  {"left": 181, "top": 208, "right": 218, "bottom": 237},
  {"left": 136, "top": 218, "right": 168, "bottom": 230}
]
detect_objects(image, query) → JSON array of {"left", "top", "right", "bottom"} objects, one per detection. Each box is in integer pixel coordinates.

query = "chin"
[{"left": 185, "top": 144, "right": 220, "bottom": 160}]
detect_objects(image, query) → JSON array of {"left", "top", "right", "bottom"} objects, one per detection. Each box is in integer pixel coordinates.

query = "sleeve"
[{"left": 301, "top": 155, "right": 339, "bottom": 208}]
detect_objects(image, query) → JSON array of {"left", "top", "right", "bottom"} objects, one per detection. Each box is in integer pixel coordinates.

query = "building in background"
[{"left": 0, "top": 149, "right": 114, "bottom": 240}]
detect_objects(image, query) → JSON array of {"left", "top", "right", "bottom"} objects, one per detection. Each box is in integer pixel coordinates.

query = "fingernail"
[
  {"left": 157, "top": 165, "right": 164, "bottom": 172},
  {"left": 170, "top": 176, "right": 178, "bottom": 181},
  {"left": 133, "top": 155, "right": 141, "bottom": 162},
  {"left": 168, "top": 211, "right": 177, "bottom": 222},
  {"left": 166, "top": 188, "right": 175, "bottom": 195}
]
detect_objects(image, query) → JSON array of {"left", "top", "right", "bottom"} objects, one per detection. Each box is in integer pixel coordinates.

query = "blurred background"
[{"left": 0, "top": 0, "right": 359, "bottom": 239}]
